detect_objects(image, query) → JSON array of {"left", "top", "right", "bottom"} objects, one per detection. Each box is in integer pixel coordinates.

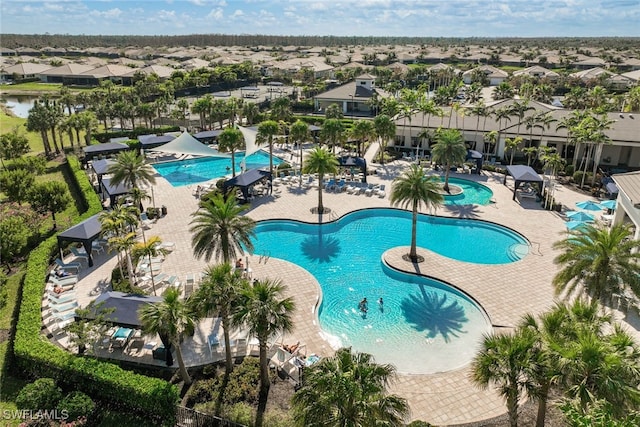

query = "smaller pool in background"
[
  {"left": 440, "top": 176, "right": 493, "bottom": 206},
  {"left": 153, "top": 150, "right": 282, "bottom": 187}
]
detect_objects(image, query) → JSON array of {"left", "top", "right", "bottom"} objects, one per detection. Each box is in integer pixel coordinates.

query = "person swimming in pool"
[{"left": 378, "top": 298, "right": 384, "bottom": 313}]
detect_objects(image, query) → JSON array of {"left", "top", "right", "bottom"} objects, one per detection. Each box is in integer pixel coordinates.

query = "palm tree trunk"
[
  {"left": 535, "top": 383, "right": 549, "bottom": 427},
  {"left": 507, "top": 391, "right": 519, "bottom": 427},
  {"left": 256, "top": 341, "right": 270, "bottom": 427},
  {"left": 222, "top": 315, "right": 233, "bottom": 375},
  {"left": 410, "top": 206, "right": 418, "bottom": 260},
  {"left": 269, "top": 138, "right": 274, "bottom": 176},
  {"left": 174, "top": 340, "right": 192, "bottom": 385},
  {"left": 444, "top": 164, "right": 451, "bottom": 192},
  {"left": 318, "top": 176, "right": 324, "bottom": 213}
]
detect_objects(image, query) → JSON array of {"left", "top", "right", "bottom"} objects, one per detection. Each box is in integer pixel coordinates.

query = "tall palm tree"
[
  {"left": 553, "top": 223, "right": 640, "bottom": 310},
  {"left": 431, "top": 128, "right": 467, "bottom": 192},
  {"left": 139, "top": 287, "right": 195, "bottom": 384},
  {"left": 302, "top": 147, "right": 339, "bottom": 214},
  {"left": 107, "top": 150, "right": 156, "bottom": 190},
  {"left": 132, "top": 236, "right": 169, "bottom": 296},
  {"left": 99, "top": 205, "right": 139, "bottom": 280},
  {"left": 373, "top": 114, "right": 396, "bottom": 166},
  {"left": 217, "top": 127, "right": 245, "bottom": 177},
  {"left": 256, "top": 120, "right": 280, "bottom": 176},
  {"left": 519, "top": 299, "right": 610, "bottom": 427},
  {"left": 291, "top": 347, "right": 410, "bottom": 427},
  {"left": 471, "top": 328, "right": 538, "bottom": 427},
  {"left": 233, "top": 279, "right": 295, "bottom": 427},
  {"left": 390, "top": 164, "right": 443, "bottom": 262},
  {"left": 320, "top": 118, "right": 345, "bottom": 154},
  {"left": 191, "top": 263, "right": 245, "bottom": 375},
  {"left": 349, "top": 119, "right": 375, "bottom": 157},
  {"left": 493, "top": 106, "right": 513, "bottom": 159},
  {"left": 289, "top": 119, "right": 310, "bottom": 174},
  {"left": 190, "top": 194, "right": 256, "bottom": 264},
  {"left": 505, "top": 136, "right": 523, "bottom": 165}
]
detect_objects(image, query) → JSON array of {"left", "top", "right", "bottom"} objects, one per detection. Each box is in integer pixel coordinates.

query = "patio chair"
[
  {"left": 140, "top": 213, "right": 155, "bottom": 229},
  {"left": 50, "top": 300, "right": 79, "bottom": 313},
  {"left": 48, "top": 274, "right": 78, "bottom": 288},
  {"left": 48, "top": 290, "right": 77, "bottom": 303},
  {"left": 91, "top": 241, "right": 105, "bottom": 254},
  {"left": 184, "top": 274, "right": 195, "bottom": 298},
  {"left": 156, "top": 241, "right": 176, "bottom": 252},
  {"left": 375, "top": 184, "right": 386, "bottom": 198}
]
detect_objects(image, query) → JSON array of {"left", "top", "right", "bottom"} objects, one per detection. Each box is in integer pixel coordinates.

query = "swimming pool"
[
  {"left": 252, "top": 208, "right": 529, "bottom": 373},
  {"left": 441, "top": 177, "right": 493, "bottom": 206},
  {"left": 153, "top": 150, "right": 282, "bottom": 187}
]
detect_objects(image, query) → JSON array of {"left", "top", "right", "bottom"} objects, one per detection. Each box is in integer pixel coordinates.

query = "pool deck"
[{"left": 49, "top": 155, "right": 640, "bottom": 426}]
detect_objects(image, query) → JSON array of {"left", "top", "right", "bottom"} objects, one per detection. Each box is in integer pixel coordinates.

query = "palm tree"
[
  {"left": 107, "top": 150, "right": 156, "bottom": 190},
  {"left": 217, "top": 127, "right": 245, "bottom": 177},
  {"left": 289, "top": 119, "right": 310, "bottom": 175},
  {"left": 302, "top": 147, "right": 339, "bottom": 214},
  {"left": 471, "top": 328, "right": 538, "bottom": 427},
  {"left": 493, "top": 106, "right": 512, "bottom": 159},
  {"left": 191, "top": 263, "right": 245, "bottom": 375},
  {"left": 132, "top": 236, "right": 169, "bottom": 296},
  {"left": 139, "top": 287, "right": 195, "bottom": 384},
  {"left": 99, "top": 205, "right": 139, "bottom": 280},
  {"left": 320, "top": 118, "right": 345, "bottom": 154},
  {"left": 190, "top": 194, "right": 256, "bottom": 264},
  {"left": 390, "top": 164, "right": 443, "bottom": 262},
  {"left": 349, "top": 119, "right": 375, "bottom": 157},
  {"left": 431, "top": 128, "right": 467, "bottom": 192},
  {"left": 256, "top": 120, "right": 280, "bottom": 176},
  {"left": 519, "top": 300, "right": 610, "bottom": 427},
  {"left": 373, "top": 114, "right": 396, "bottom": 166},
  {"left": 505, "top": 136, "right": 523, "bottom": 165},
  {"left": 233, "top": 279, "right": 295, "bottom": 427},
  {"left": 553, "top": 223, "right": 640, "bottom": 310},
  {"left": 291, "top": 347, "right": 410, "bottom": 427},
  {"left": 483, "top": 130, "right": 499, "bottom": 161}
]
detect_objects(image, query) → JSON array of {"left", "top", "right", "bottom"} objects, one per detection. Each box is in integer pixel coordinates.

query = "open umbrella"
[
  {"left": 566, "top": 221, "right": 590, "bottom": 231},
  {"left": 566, "top": 211, "right": 595, "bottom": 221},
  {"left": 600, "top": 200, "right": 617, "bottom": 210},
  {"left": 576, "top": 200, "right": 603, "bottom": 211}
]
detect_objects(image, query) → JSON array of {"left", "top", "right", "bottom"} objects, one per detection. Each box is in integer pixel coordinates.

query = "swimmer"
[{"left": 358, "top": 297, "right": 368, "bottom": 313}]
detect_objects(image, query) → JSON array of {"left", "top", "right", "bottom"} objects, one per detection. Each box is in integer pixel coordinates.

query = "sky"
[{"left": 1, "top": 0, "right": 639, "bottom": 38}]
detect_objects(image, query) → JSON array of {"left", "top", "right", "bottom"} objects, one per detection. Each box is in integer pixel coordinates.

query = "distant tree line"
[{"left": 1, "top": 33, "right": 640, "bottom": 51}]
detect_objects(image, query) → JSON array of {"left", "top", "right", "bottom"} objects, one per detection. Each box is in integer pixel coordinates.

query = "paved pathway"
[{"left": 47, "top": 157, "right": 640, "bottom": 425}]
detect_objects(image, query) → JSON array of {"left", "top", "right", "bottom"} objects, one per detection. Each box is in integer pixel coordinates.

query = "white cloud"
[
  {"left": 231, "top": 9, "right": 244, "bottom": 18},
  {"left": 89, "top": 7, "right": 123, "bottom": 19},
  {"left": 207, "top": 7, "right": 224, "bottom": 19}
]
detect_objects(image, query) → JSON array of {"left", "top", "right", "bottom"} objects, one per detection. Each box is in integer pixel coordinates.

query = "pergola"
[
  {"left": 338, "top": 156, "right": 367, "bottom": 182},
  {"left": 101, "top": 177, "right": 132, "bottom": 206},
  {"left": 57, "top": 213, "right": 102, "bottom": 267},
  {"left": 90, "top": 159, "right": 115, "bottom": 187},
  {"left": 138, "top": 134, "right": 176, "bottom": 150},
  {"left": 223, "top": 168, "right": 272, "bottom": 200},
  {"left": 503, "top": 165, "right": 543, "bottom": 200},
  {"left": 82, "top": 142, "right": 129, "bottom": 163}
]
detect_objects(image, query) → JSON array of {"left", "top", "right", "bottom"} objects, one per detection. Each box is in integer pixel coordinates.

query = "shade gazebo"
[
  {"left": 82, "top": 142, "right": 129, "bottom": 163},
  {"left": 503, "top": 165, "right": 543, "bottom": 200},
  {"left": 223, "top": 168, "right": 272, "bottom": 200},
  {"left": 101, "top": 177, "right": 132, "bottom": 206},
  {"left": 57, "top": 213, "right": 102, "bottom": 267}
]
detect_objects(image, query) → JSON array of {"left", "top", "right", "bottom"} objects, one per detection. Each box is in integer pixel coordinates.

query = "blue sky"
[{"left": 1, "top": 0, "right": 639, "bottom": 37}]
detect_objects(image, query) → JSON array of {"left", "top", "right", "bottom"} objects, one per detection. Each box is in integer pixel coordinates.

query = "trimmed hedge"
[{"left": 13, "top": 155, "right": 179, "bottom": 425}]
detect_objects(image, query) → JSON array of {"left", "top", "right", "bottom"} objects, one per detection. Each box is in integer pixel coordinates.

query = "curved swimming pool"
[
  {"left": 252, "top": 208, "right": 529, "bottom": 373},
  {"left": 153, "top": 150, "right": 282, "bottom": 187},
  {"left": 442, "top": 177, "right": 493, "bottom": 206}
]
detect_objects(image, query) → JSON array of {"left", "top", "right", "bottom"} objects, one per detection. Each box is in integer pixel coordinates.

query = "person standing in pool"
[
  {"left": 378, "top": 298, "right": 384, "bottom": 313},
  {"left": 359, "top": 298, "right": 368, "bottom": 313}
]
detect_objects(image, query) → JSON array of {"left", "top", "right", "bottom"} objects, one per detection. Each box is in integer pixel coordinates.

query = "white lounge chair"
[{"left": 69, "top": 247, "right": 89, "bottom": 263}]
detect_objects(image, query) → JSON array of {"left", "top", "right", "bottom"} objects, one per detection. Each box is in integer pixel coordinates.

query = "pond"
[{"left": 1, "top": 95, "right": 39, "bottom": 118}]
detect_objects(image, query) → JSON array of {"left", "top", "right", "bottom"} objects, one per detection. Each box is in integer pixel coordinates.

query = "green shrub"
[
  {"left": 57, "top": 391, "right": 95, "bottom": 421},
  {"left": 15, "top": 378, "right": 63, "bottom": 411},
  {"left": 222, "top": 402, "right": 254, "bottom": 426},
  {"left": 13, "top": 154, "right": 179, "bottom": 425},
  {"left": 263, "top": 408, "right": 294, "bottom": 427},
  {"left": 572, "top": 170, "right": 593, "bottom": 186},
  {"left": 565, "top": 164, "right": 575, "bottom": 176},
  {"left": 184, "top": 378, "right": 218, "bottom": 407},
  {"left": 6, "top": 155, "right": 47, "bottom": 175},
  {"left": 407, "top": 421, "right": 434, "bottom": 427},
  {"left": 224, "top": 357, "right": 260, "bottom": 405}
]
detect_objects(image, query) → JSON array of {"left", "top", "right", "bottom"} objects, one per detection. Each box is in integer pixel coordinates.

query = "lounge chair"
[
  {"left": 52, "top": 310, "right": 77, "bottom": 322},
  {"left": 91, "top": 241, "right": 105, "bottom": 254},
  {"left": 375, "top": 184, "right": 386, "bottom": 198},
  {"left": 156, "top": 241, "right": 176, "bottom": 252},
  {"left": 184, "top": 274, "right": 195, "bottom": 298},
  {"left": 140, "top": 213, "right": 155, "bottom": 229},
  {"left": 50, "top": 300, "right": 79, "bottom": 313},
  {"left": 110, "top": 327, "right": 134, "bottom": 349},
  {"left": 48, "top": 290, "right": 77, "bottom": 303},
  {"left": 48, "top": 274, "right": 78, "bottom": 288},
  {"left": 69, "top": 247, "right": 89, "bottom": 263},
  {"left": 55, "top": 258, "right": 81, "bottom": 272}
]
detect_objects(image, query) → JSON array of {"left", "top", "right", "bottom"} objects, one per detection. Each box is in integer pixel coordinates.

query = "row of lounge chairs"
[{"left": 325, "top": 180, "right": 386, "bottom": 197}]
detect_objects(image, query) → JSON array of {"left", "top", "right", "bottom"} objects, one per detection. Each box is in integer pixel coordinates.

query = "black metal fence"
[{"left": 176, "top": 406, "right": 248, "bottom": 427}]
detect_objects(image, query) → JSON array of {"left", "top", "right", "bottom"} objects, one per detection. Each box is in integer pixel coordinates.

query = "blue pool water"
[
  {"left": 442, "top": 177, "right": 493, "bottom": 206},
  {"left": 153, "top": 150, "right": 282, "bottom": 187},
  {"left": 252, "top": 208, "right": 529, "bottom": 373}
]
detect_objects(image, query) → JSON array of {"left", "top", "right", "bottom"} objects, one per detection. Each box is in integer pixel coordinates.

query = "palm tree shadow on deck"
[
  {"left": 444, "top": 204, "right": 481, "bottom": 219},
  {"left": 400, "top": 284, "right": 468, "bottom": 342}
]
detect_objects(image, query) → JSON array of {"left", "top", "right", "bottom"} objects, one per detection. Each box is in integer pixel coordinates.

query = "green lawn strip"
[
  {"left": 1, "top": 82, "right": 63, "bottom": 92},
  {"left": 0, "top": 270, "right": 24, "bottom": 331}
]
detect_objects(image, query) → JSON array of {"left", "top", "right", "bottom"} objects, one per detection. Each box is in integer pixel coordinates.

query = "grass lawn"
[
  {"left": 500, "top": 65, "right": 525, "bottom": 72},
  {"left": 0, "top": 82, "right": 64, "bottom": 92}
]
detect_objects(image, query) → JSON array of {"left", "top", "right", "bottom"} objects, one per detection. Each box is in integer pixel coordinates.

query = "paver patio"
[{"left": 46, "top": 154, "right": 640, "bottom": 425}]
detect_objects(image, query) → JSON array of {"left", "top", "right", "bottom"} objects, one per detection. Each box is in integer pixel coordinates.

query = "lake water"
[{"left": 1, "top": 95, "right": 38, "bottom": 118}]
